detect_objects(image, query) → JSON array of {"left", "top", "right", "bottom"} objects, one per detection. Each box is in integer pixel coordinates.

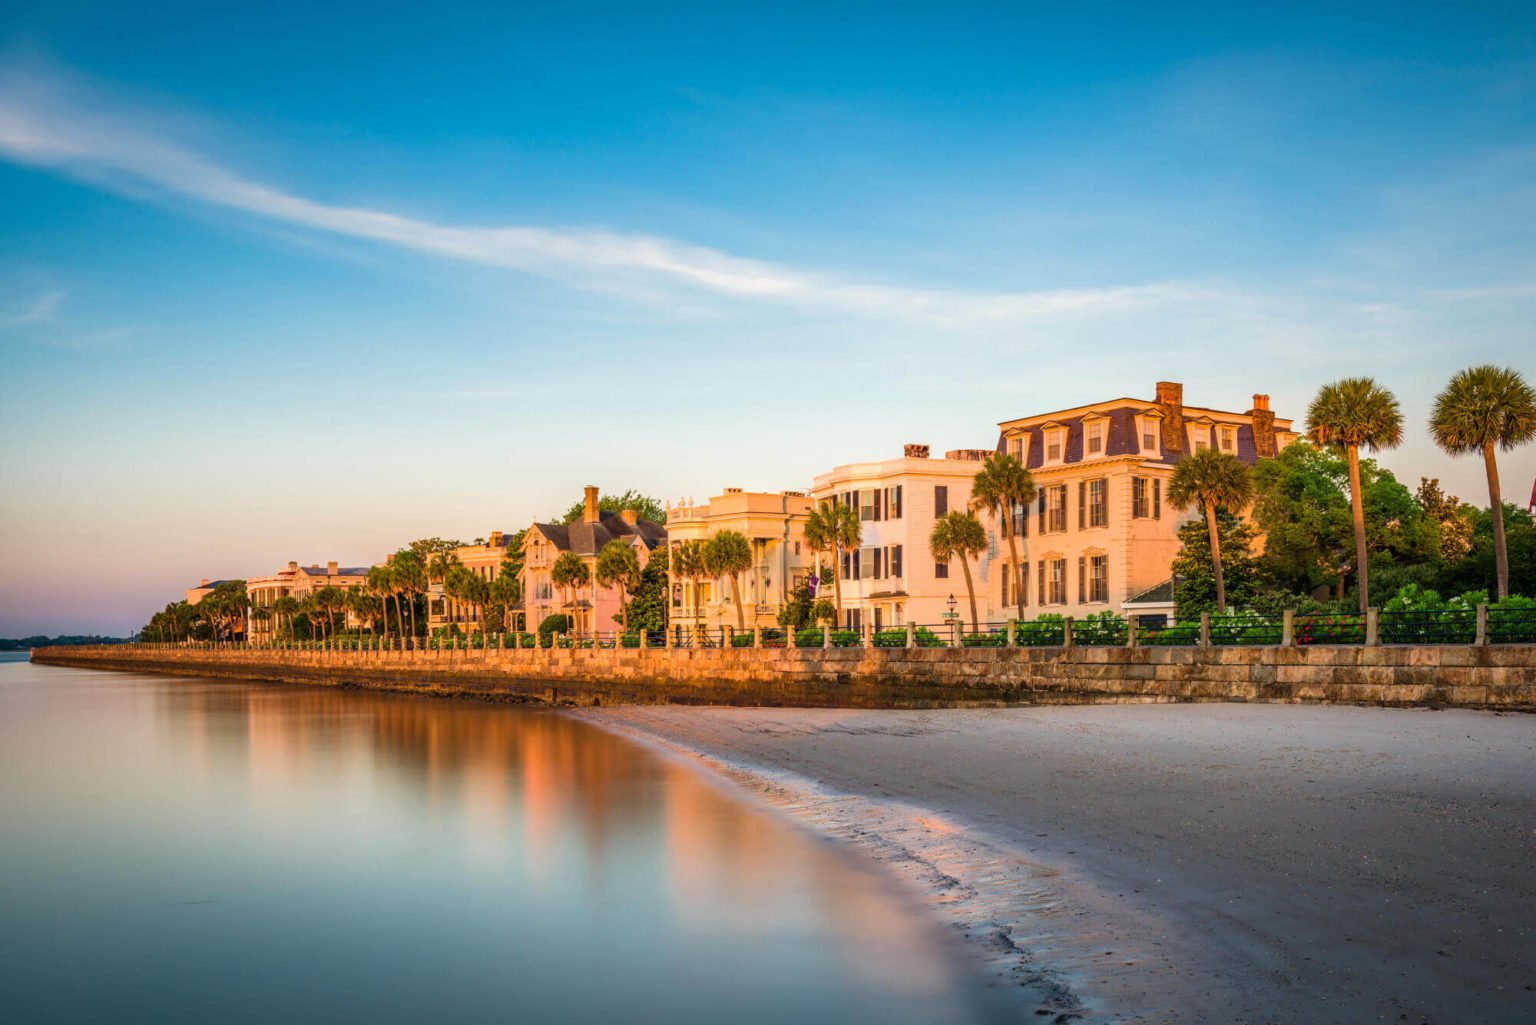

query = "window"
[
  {"left": 890, "top": 544, "right": 903, "bottom": 578},
  {"left": 1091, "top": 555, "right": 1108, "bottom": 603},
  {"left": 887, "top": 485, "right": 903, "bottom": 519},
  {"left": 1046, "top": 429, "right": 1064, "bottom": 462},
  {"left": 860, "top": 490, "right": 877, "bottom": 521},
  {"left": 1133, "top": 477, "right": 1155, "bottom": 519},
  {"left": 1002, "top": 563, "right": 1027, "bottom": 607},
  {"left": 1088, "top": 478, "right": 1107, "bottom": 528},
  {"left": 1042, "top": 484, "right": 1067, "bottom": 533},
  {"left": 860, "top": 548, "right": 875, "bottom": 579},
  {"left": 1009, "top": 435, "right": 1025, "bottom": 460},
  {"left": 1142, "top": 421, "right": 1157, "bottom": 450},
  {"left": 1086, "top": 420, "right": 1104, "bottom": 456},
  {"left": 1220, "top": 426, "right": 1237, "bottom": 453},
  {"left": 1011, "top": 502, "right": 1027, "bottom": 538},
  {"left": 935, "top": 558, "right": 949, "bottom": 579},
  {"left": 1038, "top": 558, "right": 1066, "bottom": 605},
  {"left": 935, "top": 485, "right": 948, "bottom": 517}
]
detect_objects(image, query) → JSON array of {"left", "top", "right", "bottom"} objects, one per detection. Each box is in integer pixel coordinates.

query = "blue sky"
[{"left": 2, "top": 1, "right": 1534, "bottom": 633}]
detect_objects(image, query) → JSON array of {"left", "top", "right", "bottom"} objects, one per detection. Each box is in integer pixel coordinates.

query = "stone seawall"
[{"left": 30, "top": 643, "right": 1536, "bottom": 710}]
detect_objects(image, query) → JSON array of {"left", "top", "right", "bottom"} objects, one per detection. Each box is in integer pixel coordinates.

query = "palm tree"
[
  {"left": 462, "top": 573, "right": 492, "bottom": 634},
  {"left": 550, "top": 551, "right": 590, "bottom": 633},
  {"left": 1168, "top": 447, "right": 1254, "bottom": 614},
  {"left": 703, "top": 530, "right": 754, "bottom": 631},
  {"left": 671, "top": 540, "right": 707, "bottom": 640},
  {"left": 596, "top": 539, "right": 642, "bottom": 630},
  {"left": 929, "top": 510, "right": 987, "bottom": 633},
  {"left": 490, "top": 570, "right": 521, "bottom": 633},
  {"left": 429, "top": 552, "right": 462, "bottom": 627},
  {"left": 367, "top": 565, "right": 397, "bottom": 637},
  {"left": 1429, "top": 365, "right": 1536, "bottom": 599},
  {"left": 272, "top": 595, "right": 299, "bottom": 641},
  {"left": 1306, "top": 378, "right": 1404, "bottom": 612},
  {"left": 971, "top": 452, "right": 1036, "bottom": 622},
  {"left": 802, "top": 500, "right": 862, "bottom": 628},
  {"left": 391, "top": 550, "right": 426, "bottom": 639}
]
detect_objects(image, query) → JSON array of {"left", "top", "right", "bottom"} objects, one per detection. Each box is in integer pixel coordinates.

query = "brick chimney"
[
  {"left": 1155, "top": 381, "right": 1186, "bottom": 454},
  {"left": 583, "top": 485, "right": 600, "bottom": 524},
  {"left": 327, "top": 560, "right": 338, "bottom": 575},
  {"left": 904, "top": 443, "right": 930, "bottom": 459},
  {"left": 287, "top": 561, "right": 299, "bottom": 572},
  {"left": 490, "top": 530, "right": 504, "bottom": 547},
  {"left": 620, "top": 509, "right": 637, "bottom": 525},
  {"left": 1248, "top": 394, "right": 1277, "bottom": 458},
  {"left": 199, "top": 578, "right": 209, "bottom": 587}
]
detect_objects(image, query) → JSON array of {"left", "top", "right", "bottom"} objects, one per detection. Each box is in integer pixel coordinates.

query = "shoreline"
[{"left": 581, "top": 702, "right": 1536, "bottom": 1025}]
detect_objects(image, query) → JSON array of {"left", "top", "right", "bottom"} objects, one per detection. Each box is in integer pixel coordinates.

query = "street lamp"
[
  {"left": 945, "top": 594, "right": 957, "bottom": 619},
  {"left": 944, "top": 593, "right": 959, "bottom": 646}
]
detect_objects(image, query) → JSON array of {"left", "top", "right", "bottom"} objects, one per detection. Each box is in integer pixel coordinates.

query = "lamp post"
[{"left": 944, "top": 593, "right": 959, "bottom": 647}]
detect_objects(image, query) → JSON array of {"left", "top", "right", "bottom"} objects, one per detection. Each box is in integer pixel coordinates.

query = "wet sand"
[{"left": 584, "top": 704, "right": 1536, "bottom": 1025}]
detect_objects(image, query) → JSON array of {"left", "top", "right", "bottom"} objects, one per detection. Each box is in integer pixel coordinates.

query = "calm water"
[{"left": 0, "top": 657, "right": 1003, "bottom": 1024}]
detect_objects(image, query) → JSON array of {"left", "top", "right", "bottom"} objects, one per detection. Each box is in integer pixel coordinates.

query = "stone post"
[
  {"left": 863, "top": 621, "right": 874, "bottom": 649},
  {"left": 1475, "top": 604, "right": 1488, "bottom": 647},
  {"left": 1127, "top": 615, "right": 1139, "bottom": 649},
  {"left": 1199, "top": 612, "right": 1212, "bottom": 648},
  {"left": 787, "top": 625, "right": 797, "bottom": 649},
  {"left": 664, "top": 626, "right": 673, "bottom": 650},
  {"left": 640, "top": 629, "right": 648, "bottom": 651},
  {"left": 906, "top": 622, "right": 916, "bottom": 649},
  {"left": 753, "top": 627, "right": 762, "bottom": 649},
  {"left": 1281, "top": 609, "right": 1295, "bottom": 647},
  {"left": 1007, "top": 620, "right": 1017, "bottom": 648},
  {"left": 1062, "top": 616, "right": 1075, "bottom": 650},
  {"left": 1365, "top": 607, "right": 1380, "bottom": 647},
  {"left": 822, "top": 621, "right": 831, "bottom": 649}
]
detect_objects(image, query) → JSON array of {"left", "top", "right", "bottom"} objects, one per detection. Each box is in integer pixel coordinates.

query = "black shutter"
[
  {"left": 1078, "top": 482, "right": 1086, "bottom": 530},
  {"left": 1078, "top": 556, "right": 1086, "bottom": 603},
  {"left": 1154, "top": 479, "right": 1161, "bottom": 519},
  {"left": 935, "top": 485, "right": 948, "bottom": 517}
]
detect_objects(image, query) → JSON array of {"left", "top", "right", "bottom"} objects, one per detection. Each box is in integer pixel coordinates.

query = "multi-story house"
[
  {"left": 663, "top": 488, "right": 816, "bottom": 632},
  {"left": 245, "top": 560, "right": 372, "bottom": 640},
  {"left": 184, "top": 578, "right": 235, "bottom": 606},
  {"left": 427, "top": 531, "right": 518, "bottom": 634},
  {"left": 994, "top": 381, "right": 1298, "bottom": 622},
  {"left": 521, "top": 487, "right": 666, "bottom": 634},
  {"left": 810, "top": 445, "right": 1008, "bottom": 633}
]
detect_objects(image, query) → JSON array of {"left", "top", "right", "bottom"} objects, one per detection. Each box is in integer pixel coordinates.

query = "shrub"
[
  {"left": 1016, "top": 615, "right": 1066, "bottom": 647},
  {"left": 1143, "top": 623, "right": 1200, "bottom": 646},
  {"left": 619, "top": 632, "right": 641, "bottom": 648},
  {"left": 872, "top": 628, "right": 908, "bottom": 648},
  {"left": 537, "top": 614, "right": 572, "bottom": 639},
  {"left": 731, "top": 632, "right": 754, "bottom": 648},
  {"left": 830, "top": 629, "right": 861, "bottom": 647},
  {"left": 961, "top": 631, "right": 1005, "bottom": 647},
  {"left": 795, "top": 627, "right": 824, "bottom": 647}
]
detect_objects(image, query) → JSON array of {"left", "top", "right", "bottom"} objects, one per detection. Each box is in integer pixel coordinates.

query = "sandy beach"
[{"left": 585, "top": 704, "right": 1536, "bottom": 1025}]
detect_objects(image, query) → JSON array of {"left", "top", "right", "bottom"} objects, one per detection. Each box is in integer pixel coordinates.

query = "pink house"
[{"left": 521, "top": 487, "right": 666, "bottom": 634}]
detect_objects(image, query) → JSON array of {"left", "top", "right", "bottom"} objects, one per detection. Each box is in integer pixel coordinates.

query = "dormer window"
[
  {"left": 1136, "top": 410, "right": 1163, "bottom": 457},
  {"left": 1083, "top": 416, "right": 1106, "bottom": 457},
  {"left": 1007, "top": 433, "right": 1028, "bottom": 463},
  {"left": 1044, "top": 424, "right": 1066, "bottom": 463},
  {"left": 1189, "top": 417, "right": 1215, "bottom": 453},
  {"left": 1219, "top": 426, "right": 1237, "bottom": 454}
]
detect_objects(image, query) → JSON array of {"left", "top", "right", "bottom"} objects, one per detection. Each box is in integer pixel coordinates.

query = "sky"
[{"left": 1, "top": 1, "right": 1534, "bottom": 635}]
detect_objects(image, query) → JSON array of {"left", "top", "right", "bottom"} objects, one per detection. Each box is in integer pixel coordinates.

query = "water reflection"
[{"left": 0, "top": 662, "right": 1001, "bottom": 1024}]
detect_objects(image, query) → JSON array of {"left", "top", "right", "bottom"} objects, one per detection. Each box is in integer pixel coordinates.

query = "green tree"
[
  {"left": 390, "top": 550, "right": 426, "bottom": 637},
  {"left": 802, "top": 500, "right": 861, "bottom": 628},
  {"left": 560, "top": 490, "right": 667, "bottom": 525},
  {"left": 624, "top": 545, "right": 670, "bottom": 634},
  {"left": 311, "top": 586, "right": 347, "bottom": 639},
  {"left": 929, "top": 510, "right": 987, "bottom": 633},
  {"left": 970, "top": 451, "right": 1036, "bottom": 622},
  {"left": 595, "top": 539, "right": 642, "bottom": 629},
  {"left": 1168, "top": 447, "right": 1253, "bottom": 614},
  {"left": 273, "top": 595, "right": 299, "bottom": 641},
  {"left": 1172, "top": 510, "right": 1262, "bottom": 619},
  {"left": 1251, "top": 442, "right": 1354, "bottom": 596},
  {"left": 1416, "top": 478, "right": 1475, "bottom": 563},
  {"left": 703, "top": 530, "right": 754, "bottom": 631},
  {"left": 1306, "top": 377, "right": 1404, "bottom": 612},
  {"left": 489, "top": 570, "right": 522, "bottom": 633},
  {"left": 1429, "top": 365, "right": 1536, "bottom": 599},
  {"left": 550, "top": 551, "right": 590, "bottom": 632}
]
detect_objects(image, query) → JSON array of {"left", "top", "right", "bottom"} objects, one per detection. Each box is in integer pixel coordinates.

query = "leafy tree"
[
  {"left": 802, "top": 500, "right": 861, "bottom": 628},
  {"left": 1436, "top": 503, "right": 1536, "bottom": 598},
  {"left": 703, "top": 530, "right": 754, "bottom": 630},
  {"left": 1251, "top": 442, "right": 1354, "bottom": 596},
  {"left": 595, "top": 539, "right": 642, "bottom": 629},
  {"left": 1172, "top": 510, "right": 1262, "bottom": 619},
  {"left": 1429, "top": 365, "right": 1536, "bottom": 599},
  {"left": 929, "top": 510, "right": 987, "bottom": 633},
  {"left": 624, "top": 546, "right": 670, "bottom": 634},
  {"left": 970, "top": 452, "right": 1036, "bottom": 622},
  {"left": 1306, "top": 377, "right": 1404, "bottom": 612},
  {"left": 550, "top": 551, "right": 590, "bottom": 631},
  {"left": 408, "top": 538, "right": 464, "bottom": 560},
  {"left": 537, "top": 613, "right": 572, "bottom": 639},
  {"left": 1168, "top": 448, "right": 1253, "bottom": 614},
  {"left": 1416, "top": 478, "right": 1474, "bottom": 563},
  {"left": 560, "top": 489, "right": 666, "bottom": 525}
]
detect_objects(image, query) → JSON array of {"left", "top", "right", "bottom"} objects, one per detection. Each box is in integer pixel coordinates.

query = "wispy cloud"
[
  {"left": 0, "top": 288, "right": 64, "bottom": 329},
  {"left": 0, "top": 58, "right": 1222, "bottom": 325}
]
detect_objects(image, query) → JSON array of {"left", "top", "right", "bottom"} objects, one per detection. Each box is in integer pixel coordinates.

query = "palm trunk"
[
  {"left": 1347, "top": 443, "right": 1369, "bottom": 613},
  {"left": 1005, "top": 511, "right": 1024, "bottom": 621},
  {"left": 1205, "top": 499, "right": 1226, "bottom": 614},
  {"left": 1484, "top": 440, "right": 1509, "bottom": 600},
  {"left": 959, "top": 554, "right": 979, "bottom": 634},
  {"left": 830, "top": 546, "right": 844, "bottom": 629}
]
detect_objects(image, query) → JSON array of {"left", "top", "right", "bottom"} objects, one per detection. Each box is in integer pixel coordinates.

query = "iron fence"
[{"left": 1489, "top": 607, "right": 1536, "bottom": 644}]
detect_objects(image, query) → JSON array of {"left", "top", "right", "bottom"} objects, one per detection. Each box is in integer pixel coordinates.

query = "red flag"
[{"left": 1528, "top": 477, "right": 1536, "bottom": 514}]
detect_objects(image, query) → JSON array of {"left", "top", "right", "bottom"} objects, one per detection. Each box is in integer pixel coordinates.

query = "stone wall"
[{"left": 30, "top": 643, "right": 1536, "bottom": 711}]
